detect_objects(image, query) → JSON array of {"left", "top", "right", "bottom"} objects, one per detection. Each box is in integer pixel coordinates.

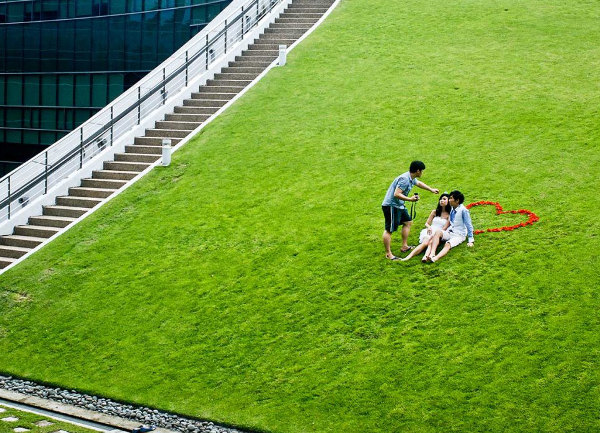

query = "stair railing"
[{"left": 0, "top": 0, "right": 284, "bottom": 224}]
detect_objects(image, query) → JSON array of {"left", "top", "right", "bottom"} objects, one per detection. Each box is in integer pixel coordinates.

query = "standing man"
[
  {"left": 427, "top": 190, "right": 474, "bottom": 263},
  {"left": 382, "top": 160, "right": 439, "bottom": 260}
]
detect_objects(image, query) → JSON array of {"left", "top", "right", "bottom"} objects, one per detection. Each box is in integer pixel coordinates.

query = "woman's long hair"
[{"left": 435, "top": 193, "right": 452, "bottom": 217}]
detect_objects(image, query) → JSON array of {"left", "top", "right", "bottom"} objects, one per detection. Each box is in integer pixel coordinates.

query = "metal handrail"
[{"left": 0, "top": 0, "right": 283, "bottom": 223}]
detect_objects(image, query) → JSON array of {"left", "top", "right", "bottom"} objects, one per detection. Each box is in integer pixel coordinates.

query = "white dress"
[{"left": 419, "top": 216, "right": 448, "bottom": 244}]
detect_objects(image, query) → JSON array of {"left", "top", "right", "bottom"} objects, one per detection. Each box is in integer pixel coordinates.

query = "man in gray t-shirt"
[{"left": 382, "top": 160, "right": 439, "bottom": 260}]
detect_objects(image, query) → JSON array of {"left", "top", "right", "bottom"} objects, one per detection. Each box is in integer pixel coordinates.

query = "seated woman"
[{"left": 401, "top": 193, "right": 451, "bottom": 262}]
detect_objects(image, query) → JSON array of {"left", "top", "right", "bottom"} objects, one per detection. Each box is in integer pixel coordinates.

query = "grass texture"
[{"left": 1, "top": 0, "right": 599, "bottom": 432}]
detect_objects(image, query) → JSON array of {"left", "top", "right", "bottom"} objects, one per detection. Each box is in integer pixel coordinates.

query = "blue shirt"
[
  {"left": 382, "top": 171, "right": 417, "bottom": 209},
  {"left": 449, "top": 204, "right": 475, "bottom": 243}
]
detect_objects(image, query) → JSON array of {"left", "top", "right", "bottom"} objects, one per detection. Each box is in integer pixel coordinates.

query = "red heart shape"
[{"left": 465, "top": 201, "right": 539, "bottom": 235}]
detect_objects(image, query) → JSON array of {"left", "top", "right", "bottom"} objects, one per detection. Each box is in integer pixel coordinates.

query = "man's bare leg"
[
  {"left": 383, "top": 230, "right": 394, "bottom": 259},
  {"left": 401, "top": 221, "right": 412, "bottom": 251}
]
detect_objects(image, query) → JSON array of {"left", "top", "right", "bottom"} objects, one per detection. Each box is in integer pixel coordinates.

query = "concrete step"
[
  {"left": 115, "top": 152, "right": 161, "bottom": 163},
  {"left": 0, "top": 245, "right": 30, "bottom": 259},
  {"left": 182, "top": 99, "right": 227, "bottom": 107},
  {"left": 269, "top": 23, "right": 313, "bottom": 29},
  {"left": 206, "top": 79, "right": 252, "bottom": 87},
  {"left": 263, "top": 27, "right": 309, "bottom": 35},
  {"left": 144, "top": 129, "right": 190, "bottom": 139},
  {"left": 247, "top": 43, "right": 286, "bottom": 50},
  {"left": 124, "top": 145, "right": 163, "bottom": 155},
  {"left": 197, "top": 85, "right": 244, "bottom": 94},
  {"left": 43, "top": 205, "right": 89, "bottom": 218},
  {"left": 165, "top": 113, "right": 211, "bottom": 122},
  {"left": 241, "top": 48, "right": 279, "bottom": 56},
  {"left": 252, "top": 40, "right": 297, "bottom": 48},
  {"left": 261, "top": 30, "right": 304, "bottom": 39},
  {"left": 0, "top": 257, "right": 17, "bottom": 268},
  {"left": 220, "top": 66, "right": 264, "bottom": 74},
  {"left": 275, "top": 17, "right": 319, "bottom": 24},
  {"left": 155, "top": 120, "right": 200, "bottom": 130},
  {"left": 29, "top": 215, "right": 77, "bottom": 228},
  {"left": 230, "top": 58, "right": 275, "bottom": 67},
  {"left": 213, "top": 72, "right": 258, "bottom": 81},
  {"left": 81, "top": 178, "right": 128, "bottom": 189},
  {"left": 134, "top": 136, "right": 182, "bottom": 146},
  {"left": 281, "top": 12, "right": 323, "bottom": 19},
  {"left": 14, "top": 224, "right": 60, "bottom": 239},
  {"left": 92, "top": 170, "right": 138, "bottom": 181},
  {"left": 173, "top": 106, "right": 218, "bottom": 114},
  {"left": 284, "top": 7, "right": 329, "bottom": 13},
  {"left": 190, "top": 92, "right": 236, "bottom": 100},
  {"left": 0, "top": 235, "right": 46, "bottom": 249},
  {"left": 56, "top": 195, "right": 102, "bottom": 208},
  {"left": 69, "top": 186, "right": 116, "bottom": 199},
  {"left": 104, "top": 160, "right": 151, "bottom": 172},
  {"left": 290, "top": 0, "right": 333, "bottom": 4}
]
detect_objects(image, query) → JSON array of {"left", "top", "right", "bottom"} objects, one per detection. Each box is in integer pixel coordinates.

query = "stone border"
[{"left": 0, "top": 376, "right": 246, "bottom": 433}]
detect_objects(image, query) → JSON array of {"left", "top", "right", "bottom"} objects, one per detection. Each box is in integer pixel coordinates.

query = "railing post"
[
  {"left": 224, "top": 19, "right": 228, "bottom": 54},
  {"left": 7, "top": 177, "right": 11, "bottom": 220},
  {"left": 205, "top": 34, "right": 209, "bottom": 70},
  {"left": 241, "top": 6, "right": 244, "bottom": 36},
  {"left": 44, "top": 151, "right": 48, "bottom": 194},
  {"left": 162, "top": 68, "right": 166, "bottom": 105},
  {"left": 185, "top": 50, "right": 189, "bottom": 87},
  {"left": 137, "top": 87, "right": 141, "bottom": 125},
  {"left": 79, "top": 127, "right": 83, "bottom": 168},
  {"left": 110, "top": 106, "right": 114, "bottom": 146},
  {"left": 256, "top": 0, "right": 259, "bottom": 25}
]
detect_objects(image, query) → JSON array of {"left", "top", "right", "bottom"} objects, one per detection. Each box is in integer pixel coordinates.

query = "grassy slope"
[{"left": 1, "top": 0, "right": 599, "bottom": 432}]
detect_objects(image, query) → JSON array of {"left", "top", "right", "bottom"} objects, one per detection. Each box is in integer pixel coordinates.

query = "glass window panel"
[
  {"left": 41, "top": 109, "right": 56, "bottom": 129},
  {"left": 23, "top": 130, "right": 39, "bottom": 145},
  {"left": 57, "top": 19, "right": 75, "bottom": 68},
  {"left": 0, "top": 77, "right": 5, "bottom": 105},
  {"left": 157, "top": 9, "right": 175, "bottom": 62},
  {"left": 108, "top": 16, "right": 125, "bottom": 70},
  {"left": 7, "top": 2, "right": 25, "bottom": 22},
  {"left": 24, "top": 75, "right": 40, "bottom": 105},
  {"left": 40, "top": 132, "right": 57, "bottom": 145},
  {"left": 23, "top": 23, "right": 41, "bottom": 70},
  {"left": 91, "top": 74, "right": 107, "bottom": 107},
  {"left": 141, "top": 11, "right": 159, "bottom": 69},
  {"left": 6, "top": 130, "right": 22, "bottom": 145},
  {"left": 110, "top": 0, "right": 126, "bottom": 14},
  {"left": 6, "top": 26, "right": 24, "bottom": 71},
  {"left": 41, "top": 75, "right": 57, "bottom": 106},
  {"left": 6, "top": 109, "right": 22, "bottom": 128},
  {"left": 75, "top": 75, "right": 91, "bottom": 106},
  {"left": 124, "top": 15, "right": 142, "bottom": 69},
  {"left": 91, "top": 17, "right": 109, "bottom": 70},
  {"left": 7, "top": 76, "right": 23, "bottom": 105},
  {"left": 76, "top": 1, "right": 93, "bottom": 17},
  {"left": 74, "top": 19, "right": 92, "bottom": 71},
  {"left": 42, "top": 0, "right": 60, "bottom": 19},
  {"left": 108, "top": 74, "right": 125, "bottom": 102},
  {"left": 75, "top": 109, "right": 91, "bottom": 126},
  {"left": 40, "top": 22, "right": 59, "bottom": 71},
  {"left": 146, "top": 0, "right": 159, "bottom": 10},
  {"left": 58, "top": 75, "right": 74, "bottom": 106}
]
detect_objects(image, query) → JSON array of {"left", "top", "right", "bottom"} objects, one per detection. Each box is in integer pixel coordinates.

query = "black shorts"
[{"left": 382, "top": 206, "right": 411, "bottom": 233}]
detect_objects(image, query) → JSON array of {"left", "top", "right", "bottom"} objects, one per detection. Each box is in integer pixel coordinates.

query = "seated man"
[{"left": 427, "top": 190, "right": 474, "bottom": 263}]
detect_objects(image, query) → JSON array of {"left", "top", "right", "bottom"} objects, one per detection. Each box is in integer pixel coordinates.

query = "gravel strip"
[{"left": 0, "top": 376, "right": 246, "bottom": 433}]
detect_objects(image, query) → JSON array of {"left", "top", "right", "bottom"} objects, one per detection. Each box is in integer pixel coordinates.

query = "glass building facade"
[{"left": 0, "top": 0, "right": 231, "bottom": 174}]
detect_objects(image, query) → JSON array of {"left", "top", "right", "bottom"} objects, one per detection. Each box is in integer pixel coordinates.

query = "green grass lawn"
[
  {"left": 0, "top": 404, "right": 96, "bottom": 433},
  {"left": 1, "top": 0, "right": 599, "bottom": 432}
]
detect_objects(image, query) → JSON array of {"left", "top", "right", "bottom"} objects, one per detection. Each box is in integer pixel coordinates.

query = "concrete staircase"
[{"left": 0, "top": 0, "right": 335, "bottom": 269}]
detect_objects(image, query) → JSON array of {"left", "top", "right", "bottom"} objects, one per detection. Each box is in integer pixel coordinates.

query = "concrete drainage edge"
[{"left": 0, "top": 376, "right": 247, "bottom": 433}]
